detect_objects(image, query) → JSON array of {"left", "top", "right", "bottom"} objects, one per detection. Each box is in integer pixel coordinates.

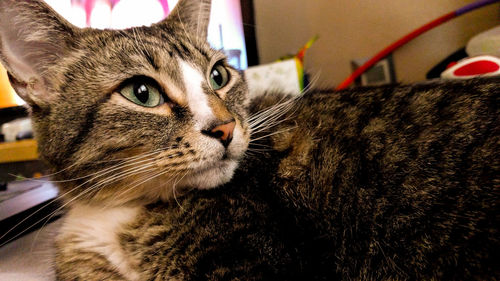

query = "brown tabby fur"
[{"left": 0, "top": 0, "right": 498, "bottom": 280}]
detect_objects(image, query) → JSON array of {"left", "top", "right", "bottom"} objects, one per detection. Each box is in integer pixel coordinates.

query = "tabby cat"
[{"left": 0, "top": 0, "right": 498, "bottom": 280}]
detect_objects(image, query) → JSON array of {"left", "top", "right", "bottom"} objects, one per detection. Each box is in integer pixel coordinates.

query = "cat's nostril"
[
  {"left": 211, "top": 130, "right": 224, "bottom": 139},
  {"left": 202, "top": 120, "right": 236, "bottom": 147}
]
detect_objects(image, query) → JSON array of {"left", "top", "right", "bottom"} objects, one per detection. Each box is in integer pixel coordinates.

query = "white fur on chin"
[{"left": 182, "top": 159, "right": 238, "bottom": 189}]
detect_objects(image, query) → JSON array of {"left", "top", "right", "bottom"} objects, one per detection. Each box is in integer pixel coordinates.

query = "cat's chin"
[{"left": 180, "top": 159, "right": 239, "bottom": 190}]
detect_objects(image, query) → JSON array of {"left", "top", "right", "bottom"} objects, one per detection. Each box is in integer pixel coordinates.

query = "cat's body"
[
  {"left": 0, "top": 0, "right": 498, "bottom": 280},
  {"left": 55, "top": 80, "right": 500, "bottom": 281}
]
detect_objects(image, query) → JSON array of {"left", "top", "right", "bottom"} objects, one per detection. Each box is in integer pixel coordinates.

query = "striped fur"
[{"left": 59, "top": 79, "right": 499, "bottom": 280}]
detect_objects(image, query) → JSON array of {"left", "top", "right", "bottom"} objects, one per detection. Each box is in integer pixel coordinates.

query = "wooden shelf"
[{"left": 0, "top": 139, "right": 38, "bottom": 164}]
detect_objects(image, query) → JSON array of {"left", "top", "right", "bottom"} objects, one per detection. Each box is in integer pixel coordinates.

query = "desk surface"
[{"left": 0, "top": 219, "right": 59, "bottom": 281}]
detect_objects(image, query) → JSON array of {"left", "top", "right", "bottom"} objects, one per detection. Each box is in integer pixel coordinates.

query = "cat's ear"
[
  {"left": 0, "top": 0, "right": 77, "bottom": 107},
  {"left": 163, "top": 0, "right": 212, "bottom": 39}
]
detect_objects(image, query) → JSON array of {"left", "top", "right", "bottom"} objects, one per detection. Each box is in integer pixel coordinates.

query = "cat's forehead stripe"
[{"left": 141, "top": 49, "right": 160, "bottom": 71}]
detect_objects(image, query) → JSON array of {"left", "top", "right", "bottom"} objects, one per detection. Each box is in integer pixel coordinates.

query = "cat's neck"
[{"left": 58, "top": 204, "right": 142, "bottom": 280}]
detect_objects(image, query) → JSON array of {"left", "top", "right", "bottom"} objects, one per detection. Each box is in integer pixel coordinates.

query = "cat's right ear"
[
  {"left": 160, "top": 0, "right": 212, "bottom": 39},
  {"left": 0, "top": 0, "right": 77, "bottom": 107}
]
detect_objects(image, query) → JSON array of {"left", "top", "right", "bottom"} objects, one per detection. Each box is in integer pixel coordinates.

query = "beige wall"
[{"left": 253, "top": 0, "right": 499, "bottom": 88}]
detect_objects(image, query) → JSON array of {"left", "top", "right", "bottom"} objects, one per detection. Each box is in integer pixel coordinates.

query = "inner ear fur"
[
  {"left": 0, "top": 0, "right": 78, "bottom": 107},
  {"left": 157, "top": 0, "right": 212, "bottom": 39}
]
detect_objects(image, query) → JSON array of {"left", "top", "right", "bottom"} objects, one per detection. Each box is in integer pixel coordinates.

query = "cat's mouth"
[
  {"left": 198, "top": 157, "right": 233, "bottom": 171},
  {"left": 193, "top": 152, "right": 237, "bottom": 174},
  {"left": 170, "top": 124, "right": 248, "bottom": 190}
]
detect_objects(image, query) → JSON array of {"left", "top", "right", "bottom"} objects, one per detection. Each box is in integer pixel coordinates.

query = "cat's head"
[{"left": 0, "top": 0, "right": 250, "bottom": 204}]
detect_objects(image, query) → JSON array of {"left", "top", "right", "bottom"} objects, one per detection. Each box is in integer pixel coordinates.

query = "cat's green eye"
[
  {"left": 209, "top": 64, "right": 229, "bottom": 90},
  {"left": 119, "top": 80, "right": 163, "bottom": 108}
]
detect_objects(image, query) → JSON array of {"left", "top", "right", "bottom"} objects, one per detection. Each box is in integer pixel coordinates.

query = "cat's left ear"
[
  {"left": 0, "top": 0, "right": 77, "bottom": 107},
  {"left": 161, "top": 0, "right": 212, "bottom": 39}
]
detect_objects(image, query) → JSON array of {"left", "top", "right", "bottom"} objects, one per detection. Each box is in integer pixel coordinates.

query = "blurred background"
[{"left": 254, "top": 0, "right": 500, "bottom": 87}]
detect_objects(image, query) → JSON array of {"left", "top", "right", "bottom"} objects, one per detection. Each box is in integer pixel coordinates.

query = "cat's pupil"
[
  {"left": 134, "top": 84, "right": 150, "bottom": 104},
  {"left": 211, "top": 69, "right": 223, "bottom": 86}
]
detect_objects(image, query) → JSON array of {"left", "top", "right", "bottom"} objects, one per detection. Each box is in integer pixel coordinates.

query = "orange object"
[{"left": 0, "top": 64, "right": 21, "bottom": 108}]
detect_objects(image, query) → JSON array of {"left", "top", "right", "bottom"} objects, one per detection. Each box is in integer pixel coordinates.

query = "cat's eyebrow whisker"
[
  {"left": 306, "top": 71, "right": 321, "bottom": 91},
  {"left": 134, "top": 27, "right": 154, "bottom": 62},
  {"left": 130, "top": 27, "right": 151, "bottom": 61}
]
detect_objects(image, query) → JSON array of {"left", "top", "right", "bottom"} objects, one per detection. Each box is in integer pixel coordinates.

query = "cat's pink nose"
[{"left": 203, "top": 120, "right": 236, "bottom": 147}]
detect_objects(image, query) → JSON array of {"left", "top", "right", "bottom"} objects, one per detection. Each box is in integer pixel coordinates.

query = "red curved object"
[
  {"left": 335, "top": 0, "right": 500, "bottom": 91},
  {"left": 336, "top": 12, "right": 455, "bottom": 90},
  {"left": 453, "top": 60, "right": 499, "bottom": 76}
]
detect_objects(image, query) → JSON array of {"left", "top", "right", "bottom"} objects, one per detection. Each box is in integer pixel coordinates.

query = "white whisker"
[
  {"left": 248, "top": 142, "right": 273, "bottom": 148},
  {"left": 18, "top": 146, "right": 169, "bottom": 185},
  {"left": 249, "top": 126, "right": 298, "bottom": 143},
  {"left": 0, "top": 158, "right": 158, "bottom": 246},
  {"left": 89, "top": 162, "right": 158, "bottom": 200},
  {"left": 172, "top": 170, "right": 190, "bottom": 211}
]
